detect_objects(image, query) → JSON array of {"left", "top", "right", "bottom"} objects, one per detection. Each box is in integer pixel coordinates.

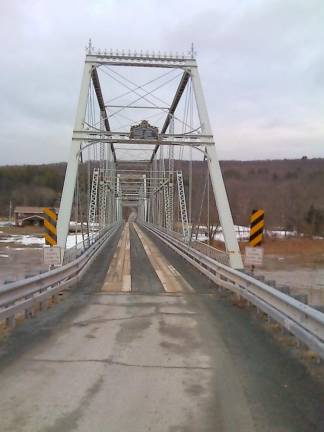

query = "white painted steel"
[
  {"left": 176, "top": 171, "right": 190, "bottom": 242},
  {"left": 57, "top": 48, "right": 242, "bottom": 273},
  {"left": 190, "top": 66, "right": 243, "bottom": 269},
  {"left": 89, "top": 168, "right": 99, "bottom": 229},
  {"left": 141, "top": 222, "right": 324, "bottom": 360},
  {"left": 57, "top": 62, "right": 93, "bottom": 252},
  {"left": 143, "top": 174, "right": 147, "bottom": 222},
  {"left": 85, "top": 52, "right": 196, "bottom": 69}
]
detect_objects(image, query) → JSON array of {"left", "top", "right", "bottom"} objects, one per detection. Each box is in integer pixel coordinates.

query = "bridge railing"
[
  {"left": 148, "top": 224, "right": 230, "bottom": 266},
  {"left": 190, "top": 239, "right": 230, "bottom": 266},
  {"left": 0, "top": 221, "right": 122, "bottom": 328},
  {"left": 142, "top": 222, "right": 324, "bottom": 360},
  {"left": 63, "top": 223, "right": 123, "bottom": 264}
]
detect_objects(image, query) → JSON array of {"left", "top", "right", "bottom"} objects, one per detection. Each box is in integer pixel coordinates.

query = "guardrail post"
[
  {"left": 25, "top": 308, "right": 34, "bottom": 319},
  {"left": 52, "top": 294, "right": 59, "bottom": 304},
  {"left": 6, "top": 315, "right": 16, "bottom": 329}
]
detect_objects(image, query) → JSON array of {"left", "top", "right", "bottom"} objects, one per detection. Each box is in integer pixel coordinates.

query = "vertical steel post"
[
  {"left": 116, "top": 174, "right": 121, "bottom": 221},
  {"left": 190, "top": 66, "right": 243, "bottom": 269},
  {"left": 57, "top": 62, "right": 93, "bottom": 252},
  {"left": 143, "top": 174, "right": 147, "bottom": 222}
]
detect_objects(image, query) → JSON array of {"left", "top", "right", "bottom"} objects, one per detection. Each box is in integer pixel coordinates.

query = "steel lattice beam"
[
  {"left": 91, "top": 67, "right": 116, "bottom": 162},
  {"left": 150, "top": 71, "right": 190, "bottom": 162}
]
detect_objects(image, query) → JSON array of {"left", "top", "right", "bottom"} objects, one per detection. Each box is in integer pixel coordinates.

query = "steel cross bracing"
[
  {"left": 98, "top": 170, "right": 109, "bottom": 229},
  {"left": 98, "top": 114, "right": 108, "bottom": 230},
  {"left": 176, "top": 171, "right": 190, "bottom": 242},
  {"left": 163, "top": 184, "right": 172, "bottom": 231},
  {"left": 88, "top": 168, "right": 99, "bottom": 231},
  {"left": 57, "top": 44, "right": 243, "bottom": 269}
]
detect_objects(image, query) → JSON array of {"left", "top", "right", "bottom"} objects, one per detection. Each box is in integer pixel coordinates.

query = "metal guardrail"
[
  {"left": 0, "top": 222, "right": 122, "bottom": 327},
  {"left": 142, "top": 222, "right": 324, "bottom": 360},
  {"left": 63, "top": 230, "right": 101, "bottom": 264},
  {"left": 153, "top": 224, "right": 230, "bottom": 266},
  {"left": 190, "top": 239, "right": 230, "bottom": 266}
]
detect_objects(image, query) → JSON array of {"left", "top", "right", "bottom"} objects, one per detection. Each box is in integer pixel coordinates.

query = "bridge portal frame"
[{"left": 57, "top": 47, "right": 243, "bottom": 269}]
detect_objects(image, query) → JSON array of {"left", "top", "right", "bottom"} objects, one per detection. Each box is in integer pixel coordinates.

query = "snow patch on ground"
[
  {"left": 0, "top": 232, "right": 96, "bottom": 249},
  {"left": 0, "top": 235, "right": 44, "bottom": 246},
  {"left": 195, "top": 225, "right": 251, "bottom": 242},
  {"left": 195, "top": 225, "right": 301, "bottom": 242},
  {"left": 66, "top": 234, "right": 85, "bottom": 249},
  {"left": 0, "top": 221, "right": 14, "bottom": 227}
]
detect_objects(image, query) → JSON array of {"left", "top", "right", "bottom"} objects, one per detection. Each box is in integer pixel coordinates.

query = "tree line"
[{"left": 0, "top": 158, "right": 323, "bottom": 235}]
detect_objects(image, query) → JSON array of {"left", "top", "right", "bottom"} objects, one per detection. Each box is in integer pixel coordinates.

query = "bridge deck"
[{"left": 0, "top": 223, "right": 323, "bottom": 431}]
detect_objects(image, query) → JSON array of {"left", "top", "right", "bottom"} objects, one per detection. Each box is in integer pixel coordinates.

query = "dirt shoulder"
[
  {"left": 211, "top": 237, "right": 324, "bottom": 256},
  {"left": 0, "top": 225, "right": 44, "bottom": 236}
]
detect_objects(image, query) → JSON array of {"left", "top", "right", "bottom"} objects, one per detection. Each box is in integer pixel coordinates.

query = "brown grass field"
[{"left": 211, "top": 237, "right": 324, "bottom": 258}]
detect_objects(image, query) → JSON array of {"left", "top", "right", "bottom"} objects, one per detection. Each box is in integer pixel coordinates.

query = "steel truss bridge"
[
  {"left": 0, "top": 44, "right": 323, "bottom": 431},
  {"left": 56, "top": 41, "right": 243, "bottom": 269}
]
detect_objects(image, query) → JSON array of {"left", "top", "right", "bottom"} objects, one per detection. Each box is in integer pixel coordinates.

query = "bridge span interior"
[
  {"left": 0, "top": 220, "right": 323, "bottom": 431},
  {"left": 0, "top": 48, "right": 323, "bottom": 431}
]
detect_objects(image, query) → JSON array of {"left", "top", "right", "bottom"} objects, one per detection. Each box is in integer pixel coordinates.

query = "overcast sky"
[{"left": 1, "top": 0, "right": 323, "bottom": 165}]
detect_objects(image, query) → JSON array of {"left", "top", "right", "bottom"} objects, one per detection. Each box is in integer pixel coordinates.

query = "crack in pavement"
[
  {"left": 26, "top": 357, "right": 213, "bottom": 370},
  {"left": 72, "top": 311, "right": 199, "bottom": 326}
]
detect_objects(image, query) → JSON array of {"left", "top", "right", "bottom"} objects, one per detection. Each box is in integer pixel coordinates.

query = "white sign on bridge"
[
  {"left": 43, "top": 246, "right": 61, "bottom": 266},
  {"left": 244, "top": 246, "right": 264, "bottom": 267}
]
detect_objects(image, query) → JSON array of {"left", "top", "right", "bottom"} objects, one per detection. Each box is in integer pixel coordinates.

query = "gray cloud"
[{"left": 0, "top": 0, "right": 323, "bottom": 164}]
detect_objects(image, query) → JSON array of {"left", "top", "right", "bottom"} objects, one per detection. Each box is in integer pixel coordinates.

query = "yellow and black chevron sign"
[
  {"left": 43, "top": 207, "right": 57, "bottom": 246},
  {"left": 249, "top": 209, "right": 265, "bottom": 247}
]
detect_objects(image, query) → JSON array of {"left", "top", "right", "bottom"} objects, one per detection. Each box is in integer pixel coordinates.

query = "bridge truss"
[{"left": 56, "top": 42, "right": 243, "bottom": 269}]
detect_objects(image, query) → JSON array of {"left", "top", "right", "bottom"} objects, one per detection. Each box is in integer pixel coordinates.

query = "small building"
[{"left": 14, "top": 206, "right": 58, "bottom": 227}]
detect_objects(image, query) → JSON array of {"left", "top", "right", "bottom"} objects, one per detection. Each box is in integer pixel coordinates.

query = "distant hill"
[
  {"left": 179, "top": 158, "right": 324, "bottom": 235},
  {"left": 0, "top": 158, "right": 323, "bottom": 235}
]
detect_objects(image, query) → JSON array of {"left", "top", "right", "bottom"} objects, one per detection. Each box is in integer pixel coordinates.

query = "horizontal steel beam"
[
  {"left": 77, "top": 138, "right": 212, "bottom": 147},
  {"left": 74, "top": 130, "right": 212, "bottom": 141},
  {"left": 106, "top": 104, "right": 169, "bottom": 110},
  {"left": 86, "top": 54, "right": 196, "bottom": 69},
  {"left": 74, "top": 132, "right": 212, "bottom": 148}
]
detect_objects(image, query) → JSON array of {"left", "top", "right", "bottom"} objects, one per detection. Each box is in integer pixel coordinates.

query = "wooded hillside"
[{"left": 0, "top": 158, "right": 323, "bottom": 235}]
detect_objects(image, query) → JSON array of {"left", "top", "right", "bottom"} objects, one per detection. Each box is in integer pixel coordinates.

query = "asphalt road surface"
[{"left": 0, "top": 223, "right": 323, "bottom": 432}]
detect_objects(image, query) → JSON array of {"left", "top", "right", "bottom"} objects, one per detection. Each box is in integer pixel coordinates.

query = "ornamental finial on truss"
[
  {"left": 87, "top": 38, "right": 93, "bottom": 54},
  {"left": 190, "top": 42, "right": 196, "bottom": 59}
]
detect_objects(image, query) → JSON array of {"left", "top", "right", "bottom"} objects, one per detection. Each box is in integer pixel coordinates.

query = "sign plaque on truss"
[{"left": 130, "top": 120, "right": 159, "bottom": 140}]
